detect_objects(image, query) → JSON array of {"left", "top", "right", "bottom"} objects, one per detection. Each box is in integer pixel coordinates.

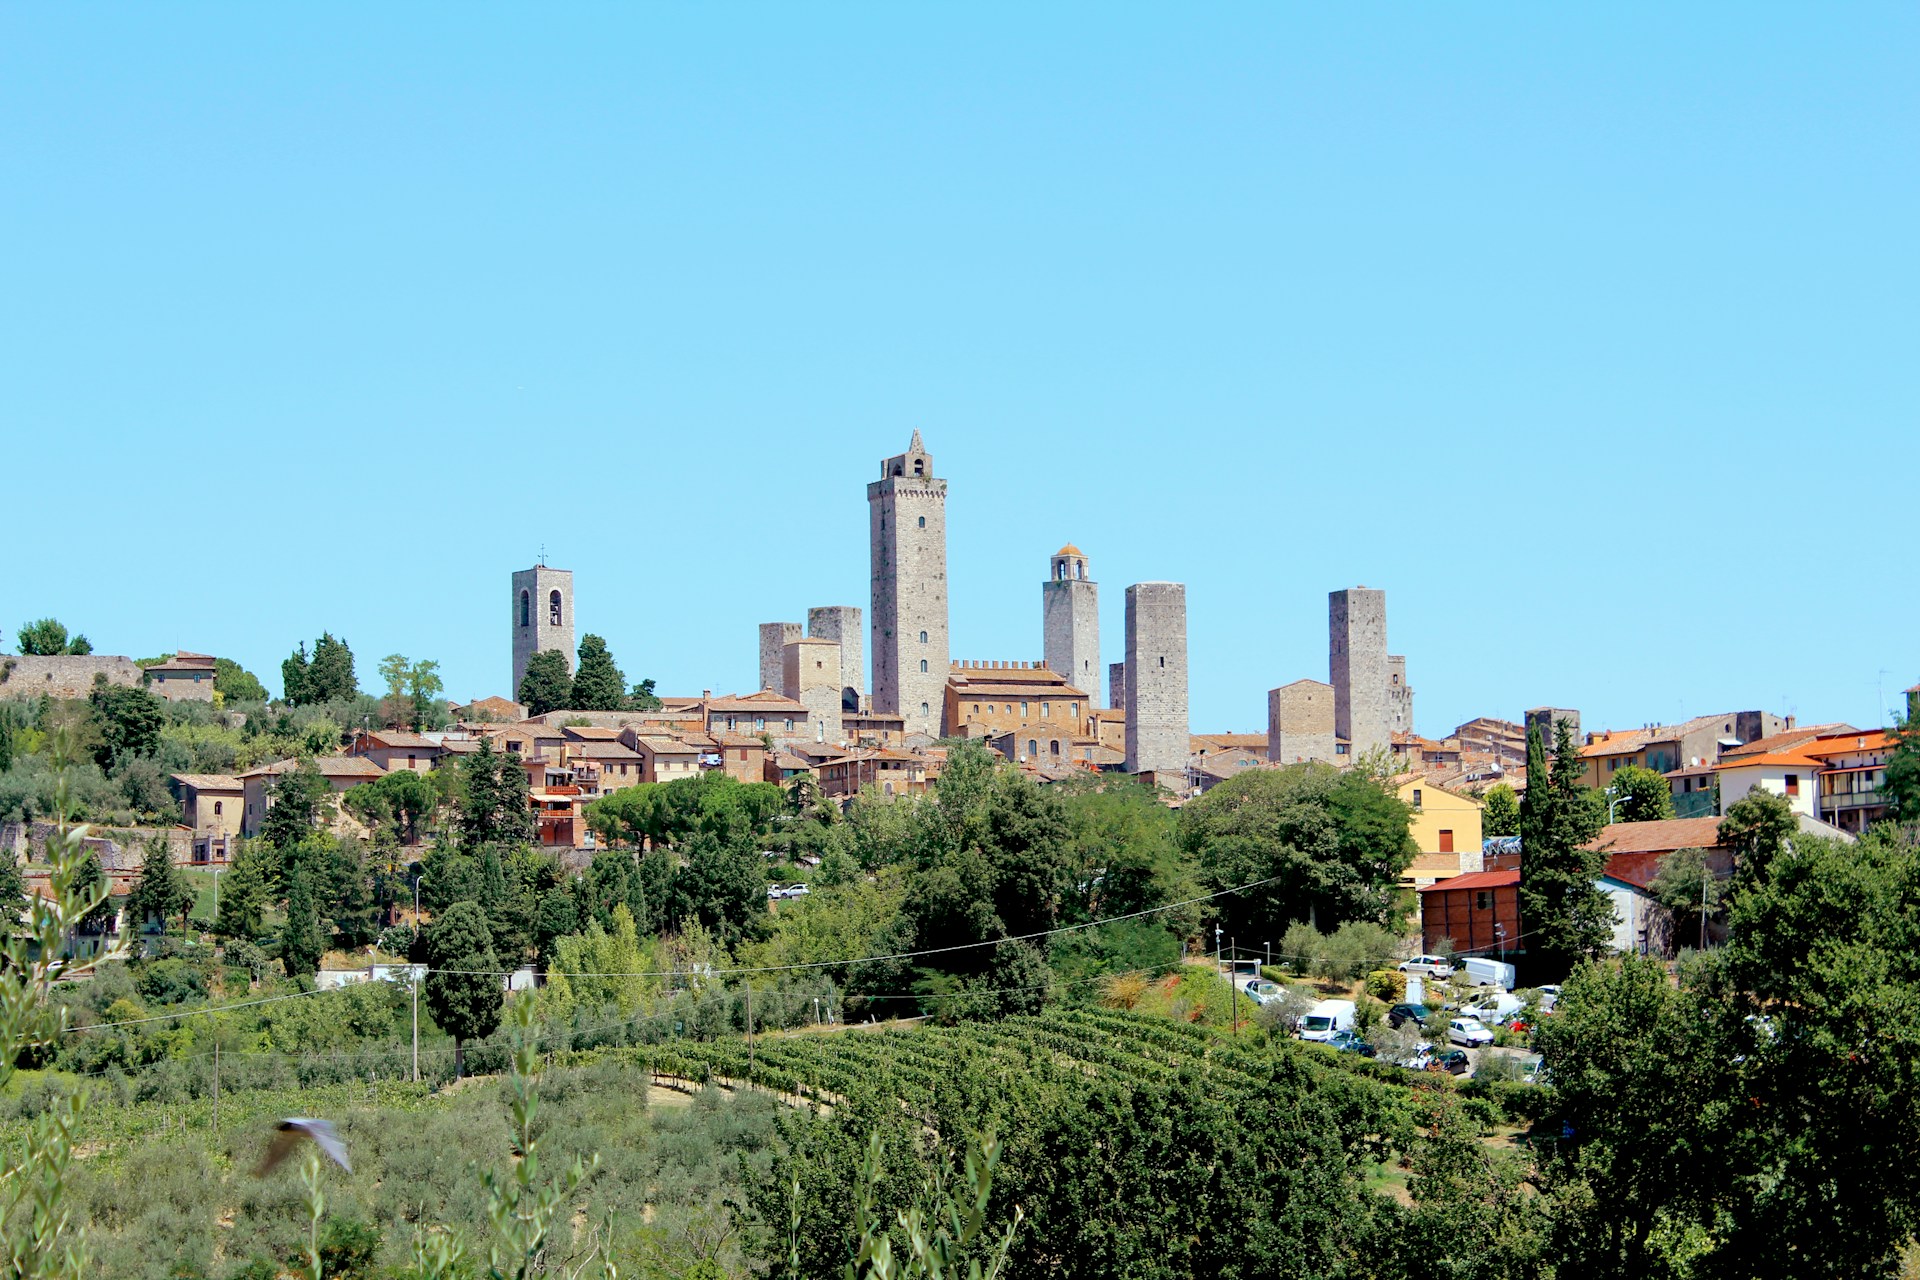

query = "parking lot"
[{"left": 1233, "top": 971, "right": 1539, "bottom": 1081}]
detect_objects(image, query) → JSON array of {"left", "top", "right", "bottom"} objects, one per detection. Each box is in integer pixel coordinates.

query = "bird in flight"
[{"left": 253, "top": 1118, "right": 352, "bottom": 1176}]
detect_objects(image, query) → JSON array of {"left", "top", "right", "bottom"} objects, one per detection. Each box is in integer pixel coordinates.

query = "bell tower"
[
  {"left": 1042, "top": 543, "right": 1099, "bottom": 695},
  {"left": 511, "top": 565, "right": 574, "bottom": 698},
  {"left": 869, "top": 432, "right": 948, "bottom": 736}
]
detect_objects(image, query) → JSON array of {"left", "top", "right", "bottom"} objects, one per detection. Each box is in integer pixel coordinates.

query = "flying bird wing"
[{"left": 253, "top": 1118, "right": 352, "bottom": 1177}]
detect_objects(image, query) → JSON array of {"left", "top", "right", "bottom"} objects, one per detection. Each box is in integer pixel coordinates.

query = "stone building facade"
[
  {"left": 0, "top": 654, "right": 144, "bottom": 702},
  {"left": 1525, "top": 706, "right": 1582, "bottom": 751},
  {"left": 1267, "top": 679, "right": 1337, "bottom": 764},
  {"left": 868, "top": 432, "right": 949, "bottom": 736},
  {"left": 783, "top": 636, "right": 845, "bottom": 744},
  {"left": 1041, "top": 545, "right": 1100, "bottom": 702},
  {"left": 1124, "top": 582, "right": 1188, "bottom": 779},
  {"left": 758, "top": 622, "right": 802, "bottom": 692},
  {"left": 511, "top": 566, "right": 575, "bottom": 697},
  {"left": 943, "top": 660, "right": 1091, "bottom": 761},
  {"left": 1388, "top": 655, "right": 1415, "bottom": 735},
  {"left": 1330, "top": 587, "right": 1391, "bottom": 759},
  {"left": 1108, "top": 662, "right": 1127, "bottom": 713},
  {"left": 806, "top": 606, "right": 864, "bottom": 710}
]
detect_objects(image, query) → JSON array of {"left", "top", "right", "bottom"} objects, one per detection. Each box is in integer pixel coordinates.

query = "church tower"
[
  {"left": 511, "top": 565, "right": 574, "bottom": 698},
  {"left": 1042, "top": 544, "right": 1099, "bottom": 695},
  {"left": 869, "top": 432, "right": 948, "bottom": 736}
]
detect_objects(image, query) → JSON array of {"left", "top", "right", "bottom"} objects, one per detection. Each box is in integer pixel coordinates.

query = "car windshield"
[{"left": 1302, "top": 1016, "right": 1334, "bottom": 1031}]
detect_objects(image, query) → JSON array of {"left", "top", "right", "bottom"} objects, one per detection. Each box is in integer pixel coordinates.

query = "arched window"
[
  {"left": 919, "top": 630, "right": 928, "bottom": 644},
  {"left": 519, "top": 590, "right": 530, "bottom": 627},
  {"left": 549, "top": 590, "right": 563, "bottom": 627},
  {"left": 214, "top": 800, "right": 223, "bottom": 815},
  {"left": 913, "top": 459, "right": 924, "bottom": 476},
  {"left": 919, "top": 659, "right": 928, "bottom": 673},
  {"left": 1028, "top": 739, "right": 1038, "bottom": 758},
  {"left": 917, "top": 515, "right": 926, "bottom": 528},
  {"left": 1049, "top": 740, "right": 1060, "bottom": 755},
  {"left": 920, "top": 701, "right": 930, "bottom": 719}
]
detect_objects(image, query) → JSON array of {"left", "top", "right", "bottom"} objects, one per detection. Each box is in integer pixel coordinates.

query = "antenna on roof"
[{"left": 538, "top": 543, "right": 547, "bottom": 568}]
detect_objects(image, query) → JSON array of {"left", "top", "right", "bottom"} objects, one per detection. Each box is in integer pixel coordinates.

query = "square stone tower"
[
  {"left": 1042, "top": 544, "right": 1099, "bottom": 696},
  {"left": 1109, "top": 662, "right": 1127, "bottom": 712},
  {"left": 869, "top": 432, "right": 948, "bottom": 736},
  {"left": 806, "top": 606, "right": 865, "bottom": 712},
  {"left": 1124, "top": 582, "right": 1188, "bottom": 779},
  {"left": 1268, "top": 679, "right": 1337, "bottom": 764},
  {"left": 759, "top": 622, "right": 802, "bottom": 693},
  {"left": 783, "top": 636, "right": 844, "bottom": 744},
  {"left": 1330, "top": 586, "right": 1390, "bottom": 759},
  {"left": 1388, "top": 655, "right": 1415, "bottom": 735},
  {"left": 1525, "top": 707, "right": 1581, "bottom": 752},
  {"left": 511, "top": 566, "right": 574, "bottom": 697}
]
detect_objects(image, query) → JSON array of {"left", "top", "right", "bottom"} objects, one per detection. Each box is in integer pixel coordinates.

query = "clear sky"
[{"left": 4, "top": 6, "right": 1915, "bottom": 736}]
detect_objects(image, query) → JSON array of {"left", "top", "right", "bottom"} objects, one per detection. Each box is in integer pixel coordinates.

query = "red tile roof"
[
  {"left": 1417, "top": 868, "right": 1518, "bottom": 894},
  {"left": 1583, "top": 817, "right": 1724, "bottom": 855}
]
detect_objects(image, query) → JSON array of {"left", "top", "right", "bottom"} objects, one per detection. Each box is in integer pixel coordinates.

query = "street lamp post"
[
  {"left": 1494, "top": 922, "right": 1507, "bottom": 967},
  {"left": 410, "top": 872, "right": 425, "bottom": 1084}
]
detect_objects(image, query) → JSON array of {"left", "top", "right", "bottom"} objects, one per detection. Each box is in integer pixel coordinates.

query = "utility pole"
[
  {"left": 1700, "top": 869, "right": 1710, "bottom": 951},
  {"left": 411, "top": 970, "right": 420, "bottom": 1083},
  {"left": 212, "top": 1042, "right": 220, "bottom": 1133},
  {"left": 746, "top": 985, "right": 754, "bottom": 1080}
]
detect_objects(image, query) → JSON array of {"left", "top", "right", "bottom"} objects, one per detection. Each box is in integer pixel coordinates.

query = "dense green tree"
[
  {"left": 1607, "top": 763, "right": 1675, "bottom": 823},
  {"left": 76, "top": 851, "right": 116, "bottom": 933},
  {"left": 628, "top": 676, "right": 662, "bottom": 710},
  {"left": 214, "top": 846, "right": 269, "bottom": 940},
  {"left": 0, "top": 705, "right": 14, "bottom": 774},
  {"left": 378, "top": 653, "right": 444, "bottom": 731},
  {"left": 517, "top": 649, "right": 572, "bottom": 716},
  {"left": 87, "top": 683, "right": 164, "bottom": 772},
  {"left": 423, "top": 900, "right": 503, "bottom": 1076},
  {"left": 344, "top": 766, "right": 440, "bottom": 845},
  {"left": 1646, "top": 846, "right": 1722, "bottom": 949},
  {"left": 1517, "top": 720, "right": 1611, "bottom": 976},
  {"left": 672, "top": 833, "right": 766, "bottom": 944},
  {"left": 280, "top": 868, "right": 324, "bottom": 978},
  {"left": 283, "top": 632, "right": 357, "bottom": 705},
  {"left": 458, "top": 736, "right": 535, "bottom": 848},
  {"left": 1880, "top": 701, "right": 1920, "bottom": 825},
  {"left": 1183, "top": 762, "right": 1416, "bottom": 943},
  {"left": 1718, "top": 785, "right": 1797, "bottom": 894},
  {"left": 16, "top": 618, "right": 89, "bottom": 655},
  {"left": 212, "top": 657, "right": 268, "bottom": 703},
  {"left": 258, "top": 761, "right": 331, "bottom": 855},
  {"left": 281, "top": 642, "right": 311, "bottom": 705},
  {"left": 1481, "top": 781, "right": 1520, "bottom": 837},
  {"left": 126, "top": 836, "right": 193, "bottom": 935},
  {"left": 569, "top": 634, "right": 626, "bottom": 711},
  {"left": 0, "top": 839, "right": 22, "bottom": 931}
]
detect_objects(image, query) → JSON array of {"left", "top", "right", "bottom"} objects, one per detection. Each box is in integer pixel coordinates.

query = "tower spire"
[{"left": 908, "top": 429, "right": 925, "bottom": 452}]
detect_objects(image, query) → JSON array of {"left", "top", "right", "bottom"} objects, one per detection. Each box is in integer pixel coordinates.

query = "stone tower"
[
  {"left": 868, "top": 432, "right": 949, "bottom": 736},
  {"left": 783, "top": 636, "right": 844, "bottom": 744},
  {"left": 1042, "top": 544, "right": 1099, "bottom": 696},
  {"left": 1109, "top": 662, "right": 1128, "bottom": 713},
  {"left": 1124, "top": 582, "right": 1188, "bottom": 780},
  {"left": 1525, "top": 707, "right": 1581, "bottom": 752},
  {"left": 1388, "top": 655, "right": 1415, "bottom": 735},
  {"left": 1330, "top": 586, "right": 1390, "bottom": 759},
  {"left": 759, "top": 622, "right": 801, "bottom": 693},
  {"left": 806, "top": 606, "right": 865, "bottom": 711},
  {"left": 511, "top": 566, "right": 574, "bottom": 698},
  {"left": 1268, "top": 679, "right": 1336, "bottom": 764}
]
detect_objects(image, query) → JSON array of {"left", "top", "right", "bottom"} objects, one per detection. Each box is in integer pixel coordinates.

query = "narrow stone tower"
[
  {"left": 1124, "top": 582, "right": 1188, "bottom": 780},
  {"left": 869, "top": 432, "right": 949, "bottom": 736},
  {"left": 783, "top": 636, "right": 844, "bottom": 744},
  {"left": 758, "top": 622, "right": 801, "bottom": 693},
  {"left": 511, "top": 566, "right": 574, "bottom": 697},
  {"left": 806, "top": 605, "right": 865, "bottom": 711},
  {"left": 1330, "top": 586, "right": 1390, "bottom": 759},
  {"left": 1042, "top": 544, "right": 1099, "bottom": 695}
]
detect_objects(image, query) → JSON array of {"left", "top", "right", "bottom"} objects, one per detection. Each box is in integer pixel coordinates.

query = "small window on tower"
[
  {"left": 919, "top": 631, "right": 928, "bottom": 644},
  {"left": 549, "top": 590, "right": 563, "bottom": 627},
  {"left": 1159, "top": 656, "right": 1165, "bottom": 668},
  {"left": 519, "top": 590, "right": 530, "bottom": 627},
  {"left": 920, "top": 701, "right": 930, "bottom": 718},
  {"left": 917, "top": 516, "right": 926, "bottom": 528},
  {"left": 919, "top": 660, "right": 928, "bottom": 673}
]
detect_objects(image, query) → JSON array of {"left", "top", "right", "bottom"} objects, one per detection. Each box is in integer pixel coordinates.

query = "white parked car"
[
  {"left": 1397, "top": 955, "right": 1456, "bottom": 979},
  {"left": 784, "top": 882, "right": 811, "bottom": 899},
  {"left": 1447, "top": 1017, "right": 1494, "bottom": 1047},
  {"left": 1243, "top": 980, "right": 1285, "bottom": 1006},
  {"left": 1536, "top": 984, "right": 1562, "bottom": 1011},
  {"left": 1461, "top": 994, "right": 1524, "bottom": 1025}
]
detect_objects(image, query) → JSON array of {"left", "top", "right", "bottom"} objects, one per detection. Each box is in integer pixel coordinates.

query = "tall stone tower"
[
  {"left": 783, "top": 636, "right": 844, "bottom": 744},
  {"left": 1388, "top": 655, "right": 1415, "bottom": 735},
  {"left": 806, "top": 606, "right": 865, "bottom": 711},
  {"left": 1330, "top": 586, "right": 1390, "bottom": 759},
  {"left": 759, "top": 622, "right": 801, "bottom": 693},
  {"left": 869, "top": 432, "right": 949, "bottom": 736},
  {"left": 511, "top": 566, "right": 574, "bottom": 698},
  {"left": 1268, "top": 679, "right": 1336, "bottom": 764},
  {"left": 1109, "top": 662, "right": 1128, "bottom": 712},
  {"left": 1124, "top": 582, "right": 1188, "bottom": 780},
  {"left": 1042, "top": 544, "right": 1099, "bottom": 695}
]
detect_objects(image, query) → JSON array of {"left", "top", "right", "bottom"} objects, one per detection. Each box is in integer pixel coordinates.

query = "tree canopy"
[
  {"left": 16, "top": 618, "right": 89, "bottom": 655},
  {"left": 517, "top": 650, "right": 572, "bottom": 717},
  {"left": 424, "top": 900, "right": 503, "bottom": 1076},
  {"left": 1517, "top": 719, "right": 1611, "bottom": 976},
  {"left": 281, "top": 632, "right": 357, "bottom": 705},
  {"left": 569, "top": 634, "right": 626, "bottom": 711},
  {"left": 1607, "top": 763, "right": 1675, "bottom": 823}
]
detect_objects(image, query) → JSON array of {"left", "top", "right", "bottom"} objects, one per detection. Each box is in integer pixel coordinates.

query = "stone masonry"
[
  {"left": 869, "top": 432, "right": 949, "bottom": 737},
  {"left": 0, "top": 655, "right": 144, "bottom": 702},
  {"left": 783, "top": 636, "right": 844, "bottom": 744},
  {"left": 1525, "top": 707, "right": 1582, "bottom": 750},
  {"left": 1330, "top": 587, "right": 1390, "bottom": 759},
  {"left": 759, "top": 622, "right": 802, "bottom": 693},
  {"left": 1388, "top": 655, "right": 1415, "bottom": 735},
  {"left": 806, "top": 606, "right": 865, "bottom": 710},
  {"left": 1124, "top": 582, "right": 1188, "bottom": 779},
  {"left": 1267, "top": 679, "right": 1337, "bottom": 764},
  {"left": 512, "top": 566, "right": 575, "bottom": 697},
  {"left": 1109, "top": 662, "right": 1127, "bottom": 713},
  {"left": 1042, "top": 544, "right": 1099, "bottom": 697}
]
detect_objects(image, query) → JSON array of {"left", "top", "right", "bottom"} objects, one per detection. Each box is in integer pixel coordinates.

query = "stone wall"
[
  {"left": 1524, "top": 707, "right": 1581, "bottom": 751},
  {"left": 511, "top": 566, "right": 575, "bottom": 697},
  {"left": 2, "top": 821, "right": 192, "bottom": 872},
  {"left": 759, "top": 622, "right": 801, "bottom": 693},
  {"left": 806, "top": 606, "right": 865, "bottom": 708},
  {"left": 868, "top": 434, "right": 949, "bottom": 737},
  {"left": 1330, "top": 587, "right": 1390, "bottom": 758},
  {"left": 1042, "top": 553, "right": 1099, "bottom": 698},
  {"left": 1388, "top": 654, "right": 1415, "bottom": 735},
  {"left": 1108, "top": 662, "right": 1127, "bottom": 713},
  {"left": 0, "top": 655, "right": 143, "bottom": 702},
  {"left": 1268, "top": 679, "right": 1337, "bottom": 764},
  {"left": 783, "top": 637, "right": 844, "bottom": 744},
  {"left": 1124, "top": 582, "right": 1188, "bottom": 779}
]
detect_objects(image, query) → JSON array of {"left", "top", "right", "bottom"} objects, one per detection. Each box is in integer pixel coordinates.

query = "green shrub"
[{"left": 1364, "top": 968, "right": 1406, "bottom": 1002}]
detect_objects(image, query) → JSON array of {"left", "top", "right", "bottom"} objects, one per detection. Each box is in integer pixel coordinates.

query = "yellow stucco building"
[{"left": 1396, "top": 774, "right": 1484, "bottom": 887}]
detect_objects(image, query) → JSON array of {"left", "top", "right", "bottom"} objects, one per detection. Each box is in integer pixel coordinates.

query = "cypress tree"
[
  {"left": 424, "top": 900, "right": 503, "bottom": 1077},
  {"left": 1517, "top": 718, "right": 1610, "bottom": 976},
  {"left": 518, "top": 650, "right": 572, "bottom": 716},
  {"left": 281, "top": 868, "right": 324, "bottom": 979},
  {"left": 569, "top": 634, "right": 627, "bottom": 711},
  {"left": 128, "top": 836, "right": 192, "bottom": 936}
]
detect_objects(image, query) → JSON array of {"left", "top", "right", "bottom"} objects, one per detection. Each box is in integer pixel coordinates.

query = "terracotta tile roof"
[
  {"left": 1191, "top": 733, "right": 1267, "bottom": 753},
  {"left": 240, "top": 756, "right": 384, "bottom": 780},
  {"left": 561, "top": 725, "right": 622, "bottom": 741},
  {"left": 949, "top": 683, "right": 1089, "bottom": 699},
  {"left": 1417, "top": 868, "right": 1518, "bottom": 893},
  {"left": 358, "top": 731, "right": 440, "bottom": 750},
  {"left": 633, "top": 736, "right": 698, "bottom": 755},
  {"left": 1583, "top": 817, "right": 1724, "bottom": 855},
  {"left": 170, "top": 772, "right": 242, "bottom": 791},
  {"left": 1719, "top": 724, "right": 1852, "bottom": 759},
  {"left": 145, "top": 652, "right": 217, "bottom": 673},
  {"left": 704, "top": 691, "right": 807, "bottom": 713},
  {"left": 566, "top": 742, "right": 642, "bottom": 761},
  {"left": 1802, "top": 730, "right": 1895, "bottom": 758},
  {"left": 1055, "top": 543, "right": 1084, "bottom": 558},
  {"left": 1712, "top": 751, "right": 1820, "bottom": 771}
]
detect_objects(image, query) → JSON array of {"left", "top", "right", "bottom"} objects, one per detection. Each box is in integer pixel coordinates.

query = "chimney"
[{"left": 702, "top": 689, "right": 712, "bottom": 700}]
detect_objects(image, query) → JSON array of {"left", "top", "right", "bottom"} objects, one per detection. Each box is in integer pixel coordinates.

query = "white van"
[
  {"left": 1297, "top": 999, "right": 1356, "bottom": 1043},
  {"left": 1460, "top": 957, "right": 1516, "bottom": 990},
  {"left": 1462, "top": 993, "right": 1524, "bottom": 1024}
]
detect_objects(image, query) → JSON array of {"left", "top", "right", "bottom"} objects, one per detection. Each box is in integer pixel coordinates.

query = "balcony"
[{"left": 1820, "top": 785, "right": 1881, "bottom": 811}]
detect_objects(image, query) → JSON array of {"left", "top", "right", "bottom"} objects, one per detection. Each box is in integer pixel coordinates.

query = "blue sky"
[{"left": 4, "top": 6, "right": 1915, "bottom": 735}]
